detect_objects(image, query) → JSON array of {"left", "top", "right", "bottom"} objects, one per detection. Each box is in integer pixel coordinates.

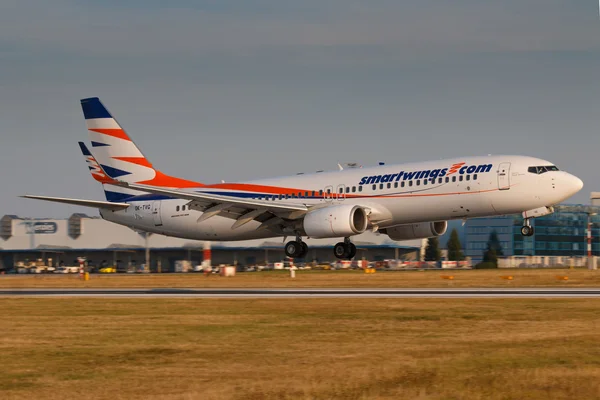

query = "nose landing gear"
[
  {"left": 521, "top": 219, "right": 534, "bottom": 237},
  {"left": 333, "top": 237, "right": 357, "bottom": 260}
]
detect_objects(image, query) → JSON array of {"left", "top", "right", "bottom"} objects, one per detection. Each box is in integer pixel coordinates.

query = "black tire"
[
  {"left": 334, "top": 242, "right": 349, "bottom": 259},
  {"left": 348, "top": 243, "right": 357, "bottom": 259},
  {"left": 299, "top": 242, "right": 309, "bottom": 258},
  {"left": 528, "top": 227, "right": 535, "bottom": 236},
  {"left": 285, "top": 241, "right": 300, "bottom": 258},
  {"left": 520, "top": 226, "right": 532, "bottom": 237}
]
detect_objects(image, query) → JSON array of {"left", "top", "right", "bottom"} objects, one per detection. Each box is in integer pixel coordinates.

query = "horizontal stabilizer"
[{"left": 21, "top": 195, "right": 130, "bottom": 211}]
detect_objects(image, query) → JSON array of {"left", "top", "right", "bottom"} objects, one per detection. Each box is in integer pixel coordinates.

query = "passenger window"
[
  {"left": 305, "top": 191, "right": 309, "bottom": 197},
  {"left": 339, "top": 188, "right": 343, "bottom": 194},
  {"left": 401, "top": 182, "right": 405, "bottom": 188},
  {"left": 394, "top": 182, "right": 398, "bottom": 188},
  {"left": 424, "top": 180, "right": 428, "bottom": 185},
  {"left": 352, "top": 186, "right": 356, "bottom": 193},
  {"left": 416, "top": 180, "right": 420, "bottom": 186},
  {"left": 445, "top": 177, "right": 449, "bottom": 183},
  {"left": 386, "top": 183, "right": 390, "bottom": 189},
  {"left": 380, "top": 183, "right": 384, "bottom": 190},
  {"left": 473, "top": 174, "right": 478, "bottom": 180},
  {"left": 438, "top": 178, "right": 442, "bottom": 184},
  {"left": 279, "top": 194, "right": 282, "bottom": 200},
  {"left": 285, "top": 194, "right": 289, "bottom": 199},
  {"left": 372, "top": 184, "right": 376, "bottom": 190},
  {"left": 312, "top": 191, "right": 315, "bottom": 197},
  {"left": 452, "top": 176, "right": 456, "bottom": 182},
  {"left": 176, "top": 206, "right": 180, "bottom": 212},
  {"left": 409, "top": 181, "right": 413, "bottom": 187},
  {"left": 459, "top": 176, "right": 463, "bottom": 182},
  {"left": 358, "top": 186, "right": 363, "bottom": 192},
  {"left": 346, "top": 187, "right": 350, "bottom": 193},
  {"left": 319, "top": 190, "right": 323, "bottom": 197},
  {"left": 327, "top": 189, "right": 331, "bottom": 194},
  {"left": 466, "top": 175, "right": 470, "bottom": 181}
]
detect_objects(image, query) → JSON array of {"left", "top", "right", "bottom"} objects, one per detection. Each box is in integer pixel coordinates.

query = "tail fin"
[
  {"left": 78, "top": 141, "right": 144, "bottom": 202},
  {"left": 80, "top": 97, "right": 203, "bottom": 188}
]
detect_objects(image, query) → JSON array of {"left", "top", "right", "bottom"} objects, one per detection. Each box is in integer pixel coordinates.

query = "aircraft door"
[
  {"left": 152, "top": 201, "right": 163, "bottom": 226},
  {"left": 497, "top": 162, "right": 511, "bottom": 190},
  {"left": 324, "top": 186, "right": 333, "bottom": 203},
  {"left": 336, "top": 184, "right": 346, "bottom": 201}
]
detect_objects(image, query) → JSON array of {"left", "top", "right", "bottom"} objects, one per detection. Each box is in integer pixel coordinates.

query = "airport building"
[
  {"left": 465, "top": 200, "right": 600, "bottom": 262},
  {"left": 0, "top": 214, "right": 420, "bottom": 272}
]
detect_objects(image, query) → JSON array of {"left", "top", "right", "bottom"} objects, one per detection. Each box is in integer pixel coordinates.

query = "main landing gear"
[
  {"left": 521, "top": 219, "right": 534, "bottom": 237},
  {"left": 284, "top": 236, "right": 357, "bottom": 260},
  {"left": 333, "top": 238, "right": 357, "bottom": 260},
  {"left": 285, "top": 236, "right": 308, "bottom": 259}
]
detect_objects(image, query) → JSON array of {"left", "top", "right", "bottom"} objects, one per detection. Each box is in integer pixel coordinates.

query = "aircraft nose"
[{"left": 565, "top": 173, "right": 584, "bottom": 196}]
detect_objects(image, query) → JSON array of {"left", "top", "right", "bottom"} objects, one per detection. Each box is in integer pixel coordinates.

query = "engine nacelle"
[
  {"left": 381, "top": 221, "right": 448, "bottom": 241},
  {"left": 303, "top": 205, "right": 368, "bottom": 238}
]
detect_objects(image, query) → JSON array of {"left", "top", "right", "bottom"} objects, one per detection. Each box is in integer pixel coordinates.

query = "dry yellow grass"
[
  {"left": 1, "top": 268, "right": 600, "bottom": 288},
  {"left": 1, "top": 298, "right": 600, "bottom": 399}
]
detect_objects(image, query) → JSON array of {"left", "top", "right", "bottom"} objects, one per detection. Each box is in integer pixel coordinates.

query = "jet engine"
[
  {"left": 303, "top": 205, "right": 368, "bottom": 238},
  {"left": 381, "top": 221, "right": 448, "bottom": 241}
]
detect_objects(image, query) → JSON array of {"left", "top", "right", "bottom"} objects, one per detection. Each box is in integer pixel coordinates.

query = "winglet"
[{"left": 78, "top": 141, "right": 114, "bottom": 184}]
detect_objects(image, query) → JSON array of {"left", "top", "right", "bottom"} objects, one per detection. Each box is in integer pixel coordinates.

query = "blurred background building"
[{"left": 0, "top": 214, "right": 420, "bottom": 272}]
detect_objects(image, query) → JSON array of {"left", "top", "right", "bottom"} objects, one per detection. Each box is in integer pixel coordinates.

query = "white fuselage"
[{"left": 100, "top": 155, "right": 583, "bottom": 241}]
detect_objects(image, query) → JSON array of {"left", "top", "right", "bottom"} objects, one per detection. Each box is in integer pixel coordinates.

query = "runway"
[{"left": 3, "top": 288, "right": 600, "bottom": 298}]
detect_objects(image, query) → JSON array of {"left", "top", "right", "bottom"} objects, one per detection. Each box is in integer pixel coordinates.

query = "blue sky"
[{"left": 0, "top": 0, "right": 599, "bottom": 217}]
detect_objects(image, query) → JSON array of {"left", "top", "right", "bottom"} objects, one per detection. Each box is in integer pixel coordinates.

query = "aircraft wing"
[
  {"left": 109, "top": 181, "right": 309, "bottom": 230},
  {"left": 21, "top": 195, "right": 130, "bottom": 211}
]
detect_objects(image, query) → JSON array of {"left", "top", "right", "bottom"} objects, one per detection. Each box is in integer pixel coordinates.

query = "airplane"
[{"left": 23, "top": 97, "right": 584, "bottom": 260}]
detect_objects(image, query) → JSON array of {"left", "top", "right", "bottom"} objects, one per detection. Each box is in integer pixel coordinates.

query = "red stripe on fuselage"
[
  {"left": 137, "top": 171, "right": 204, "bottom": 188},
  {"left": 205, "top": 183, "right": 307, "bottom": 195}
]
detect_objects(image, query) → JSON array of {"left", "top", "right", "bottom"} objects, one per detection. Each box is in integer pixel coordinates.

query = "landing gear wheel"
[
  {"left": 285, "top": 240, "right": 309, "bottom": 259},
  {"left": 299, "top": 242, "right": 309, "bottom": 259},
  {"left": 348, "top": 243, "right": 357, "bottom": 259},
  {"left": 285, "top": 241, "right": 301, "bottom": 258},
  {"left": 334, "top": 242, "right": 349, "bottom": 259},
  {"left": 520, "top": 226, "right": 534, "bottom": 237}
]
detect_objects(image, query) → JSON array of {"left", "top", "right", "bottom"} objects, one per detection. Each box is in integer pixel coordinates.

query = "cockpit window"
[{"left": 528, "top": 165, "right": 559, "bottom": 174}]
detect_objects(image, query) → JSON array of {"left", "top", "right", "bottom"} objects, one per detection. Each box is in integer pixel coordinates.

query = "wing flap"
[{"left": 21, "top": 195, "right": 130, "bottom": 211}]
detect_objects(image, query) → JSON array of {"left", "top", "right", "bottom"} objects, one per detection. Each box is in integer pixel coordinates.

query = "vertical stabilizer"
[{"left": 80, "top": 97, "right": 203, "bottom": 188}]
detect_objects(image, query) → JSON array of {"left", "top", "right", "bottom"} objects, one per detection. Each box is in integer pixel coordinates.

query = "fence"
[{"left": 498, "top": 256, "right": 598, "bottom": 269}]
